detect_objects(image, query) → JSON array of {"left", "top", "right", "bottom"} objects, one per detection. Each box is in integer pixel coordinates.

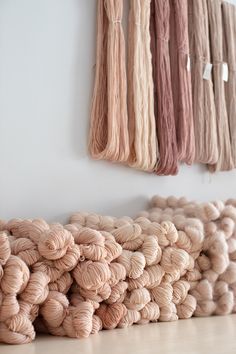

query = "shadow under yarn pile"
[{"left": 0, "top": 197, "right": 236, "bottom": 344}]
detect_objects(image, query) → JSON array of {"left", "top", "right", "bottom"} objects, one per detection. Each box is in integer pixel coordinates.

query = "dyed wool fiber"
[
  {"left": 150, "top": 0, "right": 178, "bottom": 175},
  {"left": 222, "top": 2, "right": 236, "bottom": 168},
  {"left": 143, "top": 195, "right": 236, "bottom": 316},
  {"left": 207, "top": 0, "right": 233, "bottom": 172},
  {"left": 0, "top": 217, "right": 191, "bottom": 344},
  {"left": 169, "top": 0, "right": 195, "bottom": 164},
  {"left": 73, "top": 196, "right": 236, "bottom": 318},
  {"left": 127, "top": 0, "right": 158, "bottom": 172},
  {"left": 89, "top": 0, "right": 129, "bottom": 163},
  {"left": 1, "top": 195, "right": 236, "bottom": 345},
  {"left": 188, "top": 0, "right": 218, "bottom": 165}
]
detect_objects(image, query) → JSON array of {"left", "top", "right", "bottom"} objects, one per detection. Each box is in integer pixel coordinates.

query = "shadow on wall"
[
  {"left": 54, "top": 195, "right": 150, "bottom": 224},
  {"left": 71, "top": 1, "right": 96, "bottom": 159},
  {"left": 102, "top": 195, "right": 150, "bottom": 218}
]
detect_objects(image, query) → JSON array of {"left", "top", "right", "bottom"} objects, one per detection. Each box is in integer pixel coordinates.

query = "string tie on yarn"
[
  {"left": 111, "top": 19, "right": 121, "bottom": 24},
  {"left": 156, "top": 36, "right": 169, "bottom": 43}
]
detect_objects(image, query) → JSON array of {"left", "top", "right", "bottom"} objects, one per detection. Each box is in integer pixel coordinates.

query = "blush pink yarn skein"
[{"left": 1, "top": 196, "right": 236, "bottom": 345}]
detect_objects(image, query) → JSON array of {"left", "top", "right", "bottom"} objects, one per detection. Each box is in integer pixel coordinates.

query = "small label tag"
[
  {"left": 203, "top": 62, "right": 213, "bottom": 80},
  {"left": 222, "top": 62, "right": 228, "bottom": 82},
  {"left": 187, "top": 55, "right": 191, "bottom": 71}
]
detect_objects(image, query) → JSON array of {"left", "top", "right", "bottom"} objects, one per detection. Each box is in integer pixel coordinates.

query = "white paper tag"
[
  {"left": 187, "top": 55, "right": 191, "bottom": 71},
  {"left": 203, "top": 62, "right": 213, "bottom": 80},
  {"left": 222, "top": 62, "right": 228, "bottom": 82}
]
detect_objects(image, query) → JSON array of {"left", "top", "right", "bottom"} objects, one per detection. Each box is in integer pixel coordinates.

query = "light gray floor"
[{"left": 1, "top": 315, "right": 236, "bottom": 354}]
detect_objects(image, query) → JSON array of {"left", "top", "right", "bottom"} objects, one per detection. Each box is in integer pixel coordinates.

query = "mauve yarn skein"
[
  {"left": 169, "top": 0, "right": 195, "bottom": 164},
  {"left": 150, "top": 0, "right": 178, "bottom": 176}
]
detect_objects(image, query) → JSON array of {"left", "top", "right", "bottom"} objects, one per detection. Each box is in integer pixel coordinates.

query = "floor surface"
[{"left": 1, "top": 315, "right": 236, "bottom": 354}]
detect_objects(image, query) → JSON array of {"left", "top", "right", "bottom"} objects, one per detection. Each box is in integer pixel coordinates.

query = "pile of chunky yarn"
[
  {"left": 0, "top": 196, "right": 236, "bottom": 344},
  {"left": 140, "top": 196, "right": 236, "bottom": 316}
]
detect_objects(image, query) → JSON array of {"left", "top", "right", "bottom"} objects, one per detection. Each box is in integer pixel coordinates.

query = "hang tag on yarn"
[
  {"left": 222, "top": 62, "right": 228, "bottom": 82},
  {"left": 203, "top": 63, "right": 213, "bottom": 80},
  {"left": 187, "top": 55, "right": 191, "bottom": 71}
]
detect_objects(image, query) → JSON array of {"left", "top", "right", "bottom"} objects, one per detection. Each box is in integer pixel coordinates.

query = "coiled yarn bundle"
[
  {"left": 1, "top": 197, "right": 236, "bottom": 345},
  {"left": 142, "top": 195, "right": 236, "bottom": 316}
]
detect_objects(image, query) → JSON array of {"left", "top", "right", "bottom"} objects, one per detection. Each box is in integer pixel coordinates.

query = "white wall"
[{"left": 1, "top": 0, "right": 236, "bottom": 223}]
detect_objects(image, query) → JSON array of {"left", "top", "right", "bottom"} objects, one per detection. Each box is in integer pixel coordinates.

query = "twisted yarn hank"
[
  {"left": 222, "top": 2, "right": 236, "bottom": 168},
  {"left": 1, "top": 195, "right": 236, "bottom": 344},
  {"left": 150, "top": 0, "right": 178, "bottom": 175},
  {"left": 89, "top": 0, "right": 129, "bottom": 163},
  {"left": 127, "top": 0, "right": 158, "bottom": 172},
  {"left": 169, "top": 0, "right": 195, "bottom": 165},
  {"left": 144, "top": 195, "right": 236, "bottom": 316},
  {"left": 207, "top": 0, "right": 233, "bottom": 172},
  {"left": 0, "top": 214, "right": 193, "bottom": 344},
  {"left": 188, "top": 0, "right": 218, "bottom": 164}
]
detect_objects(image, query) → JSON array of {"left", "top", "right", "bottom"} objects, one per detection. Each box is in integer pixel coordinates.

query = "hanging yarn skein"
[
  {"left": 128, "top": 0, "right": 158, "bottom": 172},
  {"left": 150, "top": 0, "right": 178, "bottom": 175},
  {"left": 207, "top": 0, "right": 233, "bottom": 172},
  {"left": 188, "top": 0, "right": 218, "bottom": 165},
  {"left": 222, "top": 2, "right": 236, "bottom": 168},
  {"left": 89, "top": 0, "right": 109, "bottom": 158},
  {"left": 169, "top": 0, "right": 195, "bottom": 165},
  {"left": 89, "top": 0, "right": 129, "bottom": 163}
]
